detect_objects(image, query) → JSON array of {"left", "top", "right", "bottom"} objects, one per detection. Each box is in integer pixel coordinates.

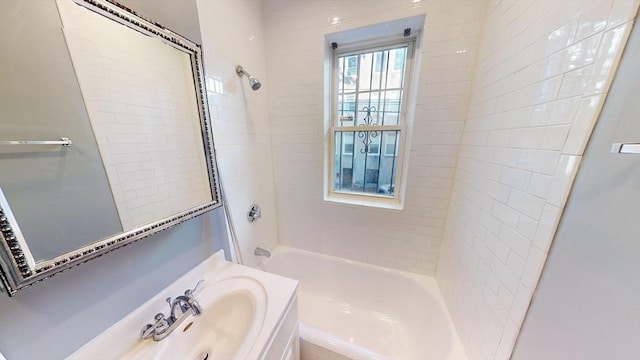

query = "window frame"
[{"left": 327, "top": 39, "right": 416, "bottom": 209}]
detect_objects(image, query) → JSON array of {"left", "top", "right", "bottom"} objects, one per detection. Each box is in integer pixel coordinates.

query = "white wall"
[
  {"left": 196, "top": 0, "right": 280, "bottom": 267},
  {"left": 436, "top": 1, "right": 639, "bottom": 359},
  {"left": 264, "top": 0, "right": 485, "bottom": 275},
  {"left": 512, "top": 15, "right": 640, "bottom": 359}
]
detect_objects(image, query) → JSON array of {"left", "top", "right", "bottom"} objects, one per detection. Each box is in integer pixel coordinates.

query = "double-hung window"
[{"left": 328, "top": 40, "right": 415, "bottom": 208}]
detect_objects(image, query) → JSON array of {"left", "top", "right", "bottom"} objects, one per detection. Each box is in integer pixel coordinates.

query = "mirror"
[{"left": 0, "top": 0, "right": 221, "bottom": 296}]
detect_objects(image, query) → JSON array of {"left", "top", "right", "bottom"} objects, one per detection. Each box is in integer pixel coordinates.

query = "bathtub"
[{"left": 261, "top": 246, "right": 467, "bottom": 360}]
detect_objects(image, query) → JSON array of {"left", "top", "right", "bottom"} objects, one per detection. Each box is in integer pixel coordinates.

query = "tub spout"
[{"left": 254, "top": 247, "right": 271, "bottom": 258}]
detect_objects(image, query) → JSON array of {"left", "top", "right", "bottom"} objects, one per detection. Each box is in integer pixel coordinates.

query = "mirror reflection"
[
  {"left": 60, "top": 0, "right": 212, "bottom": 231},
  {"left": 0, "top": 0, "right": 217, "bottom": 282}
]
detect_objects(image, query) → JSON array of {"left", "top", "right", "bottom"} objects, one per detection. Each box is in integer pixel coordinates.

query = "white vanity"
[{"left": 68, "top": 251, "right": 299, "bottom": 360}]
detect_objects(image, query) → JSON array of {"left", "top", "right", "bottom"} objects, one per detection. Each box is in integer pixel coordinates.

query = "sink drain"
[{"left": 196, "top": 351, "right": 209, "bottom": 360}]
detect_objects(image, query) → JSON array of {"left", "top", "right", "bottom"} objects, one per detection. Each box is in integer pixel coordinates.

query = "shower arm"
[
  {"left": 236, "top": 65, "right": 249, "bottom": 77},
  {"left": 235, "top": 65, "right": 262, "bottom": 91}
]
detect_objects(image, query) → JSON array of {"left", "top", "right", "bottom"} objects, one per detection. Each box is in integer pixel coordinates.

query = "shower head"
[
  {"left": 236, "top": 65, "right": 262, "bottom": 91},
  {"left": 248, "top": 76, "right": 262, "bottom": 91}
]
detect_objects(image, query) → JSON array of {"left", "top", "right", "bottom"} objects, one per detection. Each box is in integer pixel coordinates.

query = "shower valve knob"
[{"left": 247, "top": 204, "right": 261, "bottom": 223}]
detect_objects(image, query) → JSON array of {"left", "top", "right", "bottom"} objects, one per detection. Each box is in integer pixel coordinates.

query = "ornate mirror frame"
[{"left": 0, "top": 0, "right": 221, "bottom": 296}]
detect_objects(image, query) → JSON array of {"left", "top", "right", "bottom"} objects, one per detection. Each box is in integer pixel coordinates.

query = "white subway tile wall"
[
  {"left": 264, "top": 0, "right": 486, "bottom": 275},
  {"left": 436, "top": 1, "right": 638, "bottom": 359},
  {"left": 196, "top": 0, "right": 280, "bottom": 267},
  {"left": 59, "top": 1, "right": 212, "bottom": 230}
]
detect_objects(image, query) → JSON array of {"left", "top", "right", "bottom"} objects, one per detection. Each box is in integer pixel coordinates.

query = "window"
[
  {"left": 324, "top": 16, "right": 423, "bottom": 209},
  {"left": 329, "top": 40, "right": 414, "bottom": 207}
]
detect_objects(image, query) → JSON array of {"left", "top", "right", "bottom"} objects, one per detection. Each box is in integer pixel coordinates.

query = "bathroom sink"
[
  {"left": 122, "top": 277, "right": 267, "bottom": 360},
  {"left": 68, "top": 251, "right": 298, "bottom": 360}
]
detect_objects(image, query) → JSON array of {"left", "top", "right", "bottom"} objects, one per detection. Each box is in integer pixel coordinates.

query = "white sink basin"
[
  {"left": 68, "top": 251, "right": 298, "bottom": 360},
  {"left": 122, "top": 277, "right": 267, "bottom": 360}
]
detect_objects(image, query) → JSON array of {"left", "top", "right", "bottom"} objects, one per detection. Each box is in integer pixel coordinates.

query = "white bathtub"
[{"left": 262, "top": 246, "right": 467, "bottom": 360}]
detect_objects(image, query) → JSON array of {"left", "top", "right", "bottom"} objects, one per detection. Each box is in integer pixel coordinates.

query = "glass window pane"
[
  {"left": 378, "top": 130, "right": 399, "bottom": 195},
  {"left": 347, "top": 56, "right": 357, "bottom": 76},
  {"left": 358, "top": 53, "right": 373, "bottom": 91},
  {"left": 355, "top": 92, "right": 370, "bottom": 126},
  {"left": 387, "top": 48, "right": 406, "bottom": 89},
  {"left": 383, "top": 131, "right": 398, "bottom": 156},
  {"left": 369, "top": 92, "right": 381, "bottom": 125},
  {"left": 343, "top": 56, "right": 357, "bottom": 92},
  {"left": 393, "top": 47, "right": 406, "bottom": 71},
  {"left": 343, "top": 132, "right": 354, "bottom": 154},
  {"left": 334, "top": 130, "right": 398, "bottom": 197},
  {"left": 380, "top": 90, "right": 402, "bottom": 125},
  {"left": 374, "top": 52, "right": 383, "bottom": 72},
  {"left": 372, "top": 50, "right": 388, "bottom": 91},
  {"left": 338, "top": 46, "right": 407, "bottom": 127},
  {"left": 334, "top": 131, "right": 355, "bottom": 191},
  {"left": 338, "top": 93, "right": 356, "bottom": 127}
]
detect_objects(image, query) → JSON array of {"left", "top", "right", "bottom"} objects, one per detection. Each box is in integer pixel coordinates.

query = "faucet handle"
[
  {"left": 141, "top": 323, "right": 155, "bottom": 339},
  {"left": 153, "top": 313, "right": 169, "bottom": 333},
  {"left": 141, "top": 313, "right": 169, "bottom": 339},
  {"left": 185, "top": 279, "right": 205, "bottom": 297}
]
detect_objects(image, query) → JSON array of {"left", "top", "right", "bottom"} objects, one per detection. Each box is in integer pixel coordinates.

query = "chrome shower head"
[
  {"left": 248, "top": 76, "right": 262, "bottom": 91},
  {"left": 236, "top": 65, "right": 262, "bottom": 91}
]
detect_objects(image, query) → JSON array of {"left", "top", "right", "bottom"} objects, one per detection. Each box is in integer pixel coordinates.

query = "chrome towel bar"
[
  {"left": 0, "top": 137, "right": 72, "bottom": 147},
  {"left": 611, "top": 143, "right": 640, "bottom": 154}
]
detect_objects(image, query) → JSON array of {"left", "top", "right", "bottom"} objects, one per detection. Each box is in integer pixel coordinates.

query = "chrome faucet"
[
  {"left": 171, "top": 293, "right": 203, "bottom": 318},
  {"left": 141, "top": 280, "right": 204, "bottom": 341}
]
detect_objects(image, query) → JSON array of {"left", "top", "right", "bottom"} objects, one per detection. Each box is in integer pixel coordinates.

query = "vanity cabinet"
[{"left": 263, "top": 297, "right": 300, "bottom": 360}]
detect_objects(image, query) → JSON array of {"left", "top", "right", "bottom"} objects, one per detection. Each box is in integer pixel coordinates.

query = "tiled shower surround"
[
  {"left": 437, "top": 1, "right": 638, "bottom": 359},
  {"left": 259, "top": 0, "right": 639, "bottom": 359},
  {"left": 197, "top": 0, "right": 280, "bottom": 268},
  {"left": 265, "top": 0, "right": 486, "bottom": 275},
  {"left": 202, "top": 0, "right": 638, "bottom": 359}
]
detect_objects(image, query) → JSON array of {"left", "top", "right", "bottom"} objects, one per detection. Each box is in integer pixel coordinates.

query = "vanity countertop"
[{"left": 67, "top": 250, "right": 298, "bottom": 360}]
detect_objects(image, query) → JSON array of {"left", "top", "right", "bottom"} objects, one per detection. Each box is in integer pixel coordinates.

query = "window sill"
[{"left": 324, "top": 192, "right": 403, "bottom": 210}]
